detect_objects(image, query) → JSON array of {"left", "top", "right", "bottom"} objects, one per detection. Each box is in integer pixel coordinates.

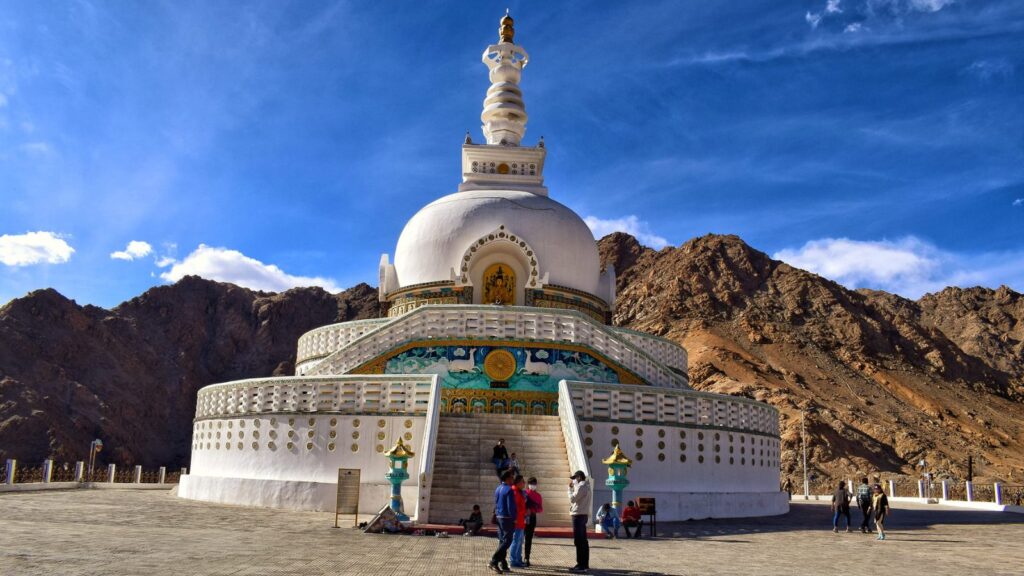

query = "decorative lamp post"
[
  {"left": 602, "top": 445, "right": 633, "bottom": 513},
  {"left": 384, "top": 437, "right": 416, "bottom": 521}
]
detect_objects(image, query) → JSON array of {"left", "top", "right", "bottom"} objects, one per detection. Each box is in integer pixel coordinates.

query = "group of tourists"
[
  {"left": 488, "top": 470, "right": 546, "bottom": 572},
  {"left": 832, "top": 478, "right": 891, "bottom": 540}
]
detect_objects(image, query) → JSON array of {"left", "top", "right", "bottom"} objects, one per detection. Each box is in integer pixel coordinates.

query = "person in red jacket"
[
  {"left": 621, "top": 500, "right": 643, "bottom": 538},
  {"left": 510, "top": 475, "right": 528, "bottom": 568},
  {"left": 524, "top": 477, "right": 544, "bottom": 567}
]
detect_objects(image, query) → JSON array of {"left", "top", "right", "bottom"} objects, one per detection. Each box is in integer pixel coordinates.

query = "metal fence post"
[
  {"left": 158, "top": 466, "right": 166, "bottom": 484},
  {"left": 42, "top": 459, "right": 53, "bottom": 483},
  {"left": 941, "top": 479, "right": 949, "bottom": 500},
  {"left": 917, "top": 479, "right": 925, "bottom": 498},
  {"left": 994, "top": 483, "right": 1003, "bottom": 505},
  {"left": 965, "top": 480, "right": 974, "bottom": 502},
  {"left": 107, "top": 463, "right": 116, "bottom": 483},
  {"left": 887, "top": 480, "right": 895, "bottom": 498},
  {"left": 4, "top": 459, "right": 15, "bottom": 485},
  {"left": 74, "top": 461, "right": 85, "bottom": 482},
  {"left": 133, "top": 465, "right": 142, "bottom": 484}
]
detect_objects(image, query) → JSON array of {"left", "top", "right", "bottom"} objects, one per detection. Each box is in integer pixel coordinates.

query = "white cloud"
[
  {"left": 0, "top": 231, "right": 75, "bottom": 266},
  {"left": 1013, "top": 198, "right": 1023, "bottom": 207},
  {"left": 774, "top": 237, "right": 1024, "bottom": 298},
  {"left": 908, "top": 0, "right": 954, "bottom": 12},
  {"left": 19, "top": 142, "right": 52, "bottom": 156},
  {"left": 110, "top": 240, "right": 153, "bottom": 261},
  {"left": 826, "top": 0, "right": 843, "bottom": 13},
  {"left": 155, "top": 255, "right": 177, "bottom": 268},
  {"left": 0, "top": 93, "right": 7, "bottom": 108},
  {"left": 805, "top": 11, "right": 823, "bottom": 29},
  {"left": 583, "top": 215, "right": 670, "bottom": 249},
  {"left": 159, "top": 244, "right": 342, "bottom": 293},
  {"left": 963, "top": 59, "right": 1015, "bottom": 82},
  {"left": 844, "top": 22, "right": 864, "bottom": 33}
]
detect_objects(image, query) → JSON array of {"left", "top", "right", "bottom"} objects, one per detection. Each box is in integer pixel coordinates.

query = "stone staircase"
[{"left": 428, "top": 413, "right": 574, "bottom": 527}]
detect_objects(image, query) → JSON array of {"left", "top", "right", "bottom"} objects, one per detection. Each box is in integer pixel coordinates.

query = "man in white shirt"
[{"left": 567, "top": 470, "right": 592, "bottom": 573}]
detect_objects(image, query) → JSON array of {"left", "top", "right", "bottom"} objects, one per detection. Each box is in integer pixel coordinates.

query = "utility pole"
[{"left": 802, "top": 409, "right": 808, "bottom": 499}]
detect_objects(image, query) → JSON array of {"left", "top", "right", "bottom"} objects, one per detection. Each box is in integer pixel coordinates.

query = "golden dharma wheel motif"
[{"left": 483, "top": 349, "right": 517, "bottom": 381}]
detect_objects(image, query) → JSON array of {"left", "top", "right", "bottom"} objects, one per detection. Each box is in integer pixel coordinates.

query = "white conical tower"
[
  {"left": 480, "top": 11, "right": 529, "bottom": 146},
  {"left": 460, "top": 12, "right": 547, "bottom": 196}
]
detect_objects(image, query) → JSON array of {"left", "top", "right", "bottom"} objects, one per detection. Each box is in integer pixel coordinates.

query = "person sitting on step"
[
  {"left": 459, "top": 504, "right": 484, "bottom": 536},
  {"left": 596, "top": 503, "right": 620, "bottom": 539},
  {"left": 621, "top": 501, "right": 643, "bottom": 538}
]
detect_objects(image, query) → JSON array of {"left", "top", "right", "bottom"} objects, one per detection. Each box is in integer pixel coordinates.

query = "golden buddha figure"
[{"left": 483, "top": 263, "right": 515, "bottom": 305}]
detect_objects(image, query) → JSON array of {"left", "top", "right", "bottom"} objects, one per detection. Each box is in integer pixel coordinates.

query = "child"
[
  {"left": 509, "top": 453, "right": 521, "bottom": 475},
  {"left": 459, "top": 504, "right": 484, "bottom": 536},
  {"left": 596, "top": 503, "right": 620, "bottom": 539}
]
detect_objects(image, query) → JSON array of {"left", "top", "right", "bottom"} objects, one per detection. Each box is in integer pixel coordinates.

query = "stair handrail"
[
  {"left": 413, "top": 374, "right": 443, "bottom": 523},
  {"left": 558, "top": 379, "right": 593, "bottom": 517}
]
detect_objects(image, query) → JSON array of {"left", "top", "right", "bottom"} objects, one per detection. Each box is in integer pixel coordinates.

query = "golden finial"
[
  {"left": 499, "top": 10, "right": 515, "bottom": 44},
  {"left": 602, "top": 444, "right": 633, "bottom": 466},
  {"left": 384, "top": 437, "right": 416, "bottom": 459}
]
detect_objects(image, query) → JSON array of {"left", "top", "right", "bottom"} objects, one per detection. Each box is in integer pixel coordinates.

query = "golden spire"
[
  {"left": 499, "top": 10, "right": 515, "bottom": 44},
  {"left": 602, "top": 445, "right": 633, "bottom": 466},
  {"left": 384, "top": 437, "right": 416, "bottom": 459}
]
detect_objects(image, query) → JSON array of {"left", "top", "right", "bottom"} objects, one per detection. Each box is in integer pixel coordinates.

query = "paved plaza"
[{"left": 1, "top": 488, "right": 1022, "bottom": 576}]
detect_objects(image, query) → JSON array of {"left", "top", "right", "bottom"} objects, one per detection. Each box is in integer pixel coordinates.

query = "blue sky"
[{"left": 1, "top": 0, "right": 1022, "bottom": 307}]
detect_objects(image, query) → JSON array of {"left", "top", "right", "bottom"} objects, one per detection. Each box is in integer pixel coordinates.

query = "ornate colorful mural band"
[
  {"left": 441, "top": 389, "right": 558, "bottom": 415},
  {"left": 351, "top": 339, "right": 643, "bottom": 389}
]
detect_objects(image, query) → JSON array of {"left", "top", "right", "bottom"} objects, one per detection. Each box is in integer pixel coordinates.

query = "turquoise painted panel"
[{"left": 383, "top": 345, "right": 619, "bottom": 392}]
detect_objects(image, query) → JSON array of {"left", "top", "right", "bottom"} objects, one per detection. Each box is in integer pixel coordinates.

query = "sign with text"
[{"left": 335, "top": 468, "right": 360, "bottom": 528}]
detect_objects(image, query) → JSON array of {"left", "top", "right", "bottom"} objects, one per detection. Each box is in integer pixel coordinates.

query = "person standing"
[
  {"left": 524, "top": 477, "right": 544, "bottom": 567},
  {"left": 831, "top": 480, "right": 852, "bottom": 533},
  {"left": 492, "top": 439, "right": 509, "bottom": 476},
  {"left": 489, "top": 469, "right": 517, "bottom": 573},
  {"left": 872, "top": 483, "right": 890, "bottom": 541},
  {"left": 621, "top": 500, "right": 643, "bottom": 538},
  {"left": 510, "top": 475, "right": 528, "bottom": 568},
  {"left": 784, "top": 478, "right": 793, "bottom": 500},
  {"left": 568, "top": 470, "right": 592, "bottom": 574},
  {"left": 856, "top": 477, "right": 874, "bottom": 533}
]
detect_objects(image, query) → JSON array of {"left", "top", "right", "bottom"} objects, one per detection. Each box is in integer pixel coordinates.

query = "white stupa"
[{"left": 179, "top": 14, "right": 786, "bottom": 524}]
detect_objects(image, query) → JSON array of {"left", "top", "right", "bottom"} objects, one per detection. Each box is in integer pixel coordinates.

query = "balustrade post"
[
  {"left": 887, "top": 480, "right": 895, "bottom": 498},
  {"left": 42, "top": 459, "right": 53, "bottom": 483},
  {"left": 133, "top": 465, "right": 142, "bottom": 483},
  {"left": 941, "top": 479, "right": 949, "bottom": 500},
  {"left": 917, "top": 479, "right": 925, "bottom": 499},
  {"left": 5, "top": 459, "right": 16, "bottom": 485},
  {"left": 74, "top": 461, "right": 84, "bottom": 482},
  {"left": 965, "top": 480, "right": 974, "bottom": 502},
  {"left": 107, "top": 463, "right": 116, "bottom": 483},
  {"left": 994, "top": 483, "right": 1003, "bottom": 505},
  {"left": 158, "top": 466, "right": 166, "bottom": 484}
]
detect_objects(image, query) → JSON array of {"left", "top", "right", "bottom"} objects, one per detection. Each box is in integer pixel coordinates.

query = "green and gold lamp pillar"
[
  {"left": 603, "top": 445, "right": 632, "bottom": 513},
  {"left": 384, "top": 438, "right": 416, "bottom": 521}
]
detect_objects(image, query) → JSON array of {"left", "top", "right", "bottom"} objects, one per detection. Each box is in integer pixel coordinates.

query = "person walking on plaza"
[
  {"left": 856, "top": 477, "right": 874, "bottom": 533},
  {"left": 492, "top": 439, "right": 509, "bottom": 476},
  {"left": 524, "top": 477, "right": 544, "bottom": 567},
  {"left": 832, "top": 480, "right": 852, "bottom": 533},
  {"left": 784, "top": 478, "right": 793, "bottom": 500},
  {"left": 568, "top": 470, "right": 592, "bottom": 574},
  {"left": 510, "top": 475, "right": 528, "bottom": 568},
  {"left": 621, "top": 500, "right": 643, "bottom": 538},
  {"left": 489, "top": 470, "right": 517, "bottom": 573},
  {"left": 872, "top": 483, "right": 890, "bottom": 541}
]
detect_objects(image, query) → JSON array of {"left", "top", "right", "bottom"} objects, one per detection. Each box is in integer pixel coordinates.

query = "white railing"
[
  {"left": 610, "top": 327, "right": 688, "bottom": 373},
  {"left": 295, "top": 318, "right": 390, "bottom": 374},
  {"left": 194, "top": 375, "right": 436, "bottom": 419},
  {"left": 564, "top": 381, "right": 779, "bottom": 436},
  {"left": 413, "top": 375, "right": 443, "bottom": 523},
  {"left": 306, "top": 305, "right": 688, "bottom": 389}
]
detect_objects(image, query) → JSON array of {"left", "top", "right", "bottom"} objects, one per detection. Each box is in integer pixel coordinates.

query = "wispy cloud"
[
  {"left": 0, "top": 231, "right": 75, "bottom": 266},
  {"left": 774, "top": 236, "right": 1024, "bottom": 298},
  {"left": 110, "top": 240, "right": 154, "bottom": 261},
  {"left": 584, "top": 215, "right": 670, "bottom": 249},
  {"left": 962, "top": 58, "right": 1015, "bottom": 82},
  {"left": 19, "top": 142, "right": 53, "bottom": 156},
  {"left": 1013, "top": 198, "right": 1023, "bottom": 207},
  {"left": 159, "top": 244, "right": 341, "bottom": 293}
]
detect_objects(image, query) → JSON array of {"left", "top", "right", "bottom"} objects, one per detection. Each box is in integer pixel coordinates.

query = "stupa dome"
[{"left": 392, "top": 189, "right": 602, "bottom": 297}]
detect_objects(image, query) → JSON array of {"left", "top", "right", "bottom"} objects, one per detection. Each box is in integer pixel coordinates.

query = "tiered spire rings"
[{"left": 481, "top": 12, "right": 529, "bottom": 146}]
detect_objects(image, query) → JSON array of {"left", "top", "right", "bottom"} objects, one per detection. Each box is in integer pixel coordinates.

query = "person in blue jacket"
[{"left": 489, "top": 469, "right": 517, "bottom": 573}]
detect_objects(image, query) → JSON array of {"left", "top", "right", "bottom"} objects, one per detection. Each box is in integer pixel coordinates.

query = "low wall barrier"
[
  {"left": 796, "top": 474, "right": 1018, "bottom": 509},
  {"left": 2, "top": 459, "right": 183, "bottom": 488}
]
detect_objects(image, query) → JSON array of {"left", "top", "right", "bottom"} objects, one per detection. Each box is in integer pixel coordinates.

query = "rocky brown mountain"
[
  {"left": 0, "top": 277, "right": 379, "bottom": 468},
  {"left": 600, "top": 232, "right": 1024, "bottom": 484},
  {"left": 2, "top": 234, "right": 1022, "bottom": 485}
]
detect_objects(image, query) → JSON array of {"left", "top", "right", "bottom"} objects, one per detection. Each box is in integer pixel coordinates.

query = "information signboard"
[{"left": 335, "top": 468, "right": 361, "bottom": 528}]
